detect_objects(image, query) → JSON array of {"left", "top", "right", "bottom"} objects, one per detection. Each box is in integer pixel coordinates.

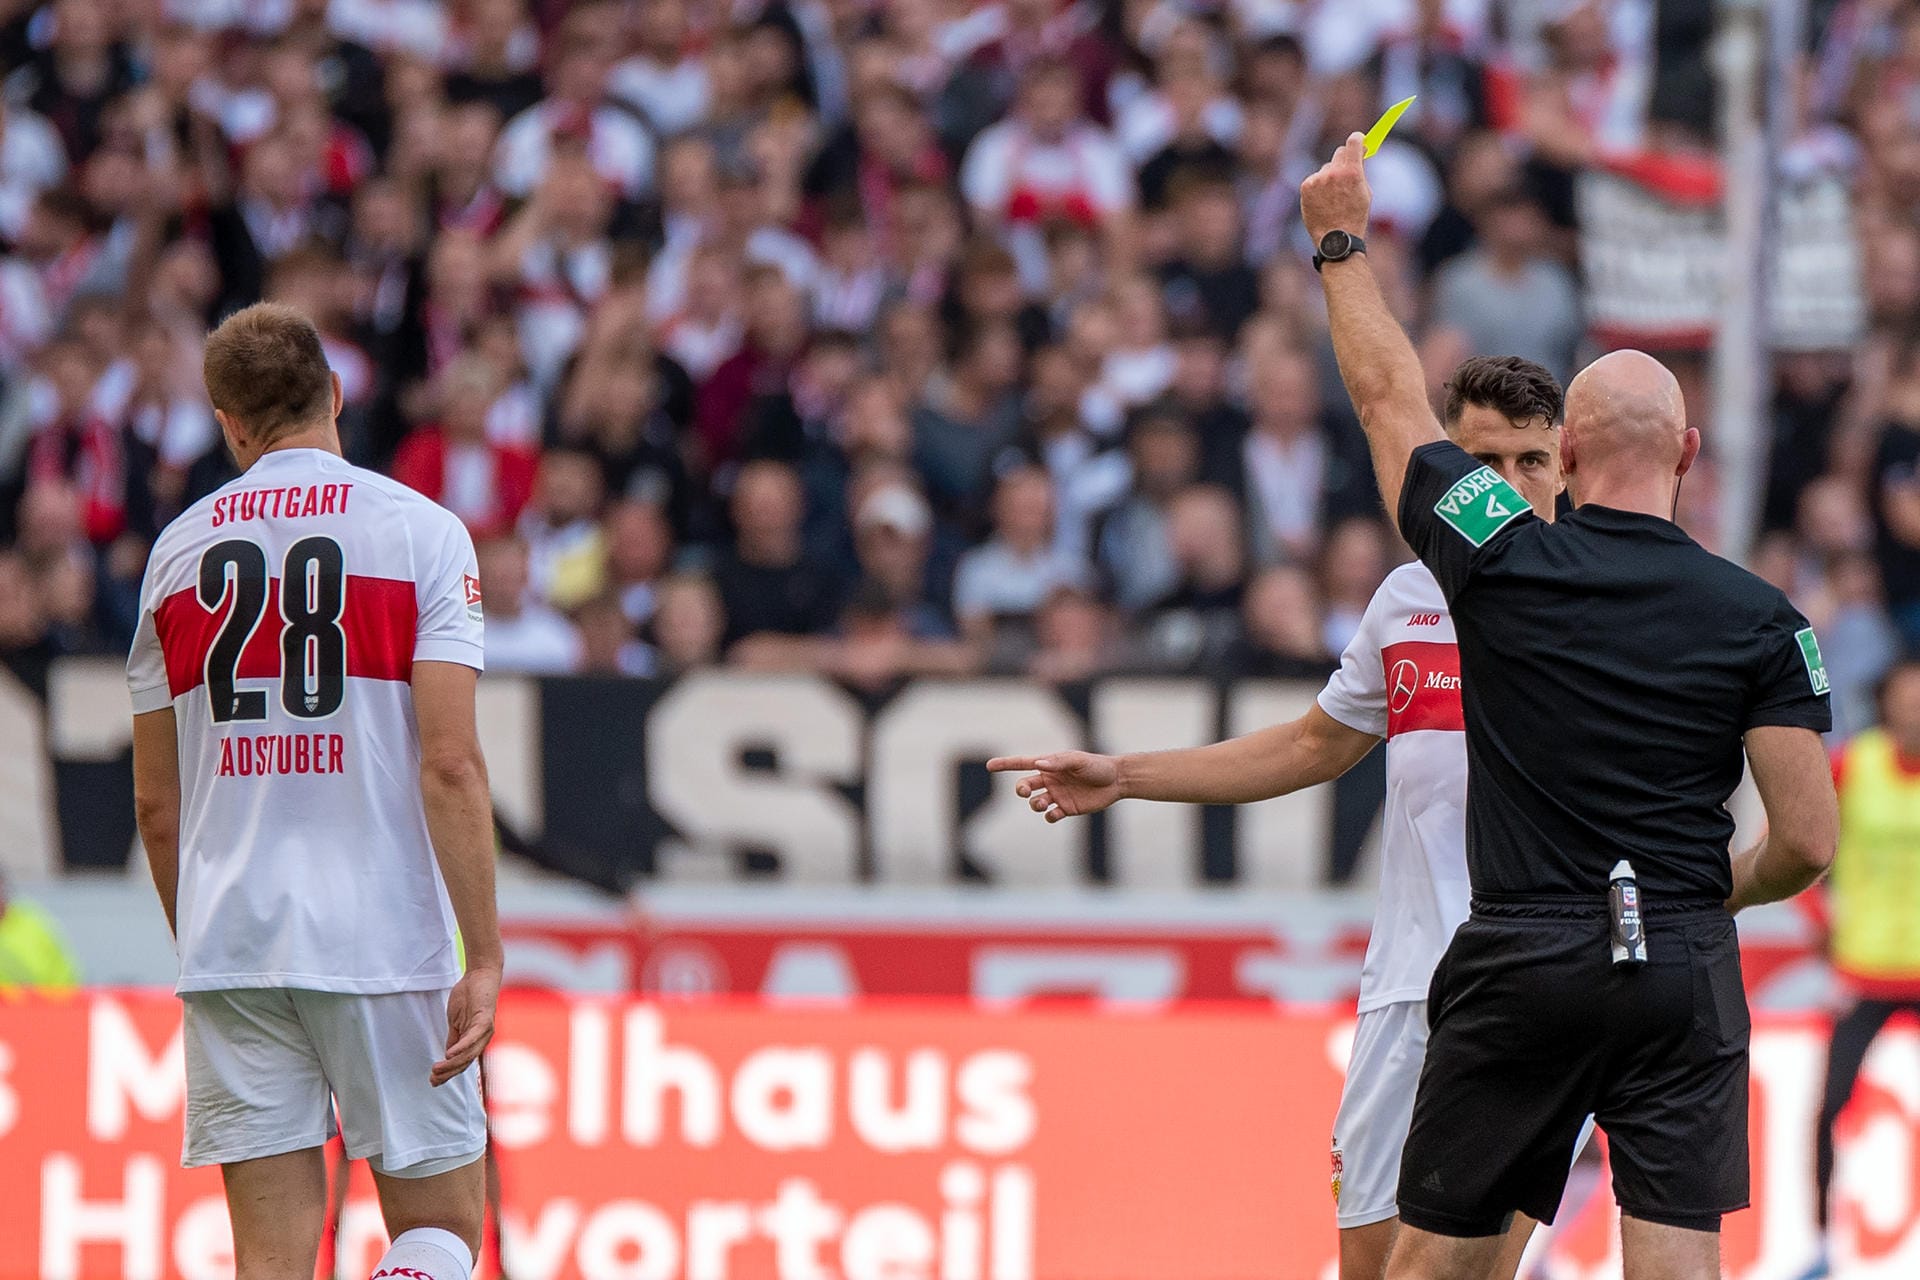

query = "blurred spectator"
[
  {"left": 209, "top": 130, "right": 347, "bottom": 317},
  {"left": 520, "top": 446, "right": 607, "bottom": 610},
  {"left": 912, "top": 318, "right": 1025, "bottom": 529},
  {"left": 1026, "top": 585, "right": 1120, "bottom": 682},
  {"left": 473, "top": 534, "right": 580, "bottom": 673},
  {"left": 0, "top": 189, "right": 106, "bottom": 367},
  {"left": 16, "top": 337, "right": 157, "bottom": 556},
  {"left": 1096, "top": 404, "right": 1201, "bottom": 611},
  {"left": 446, "top": 0, "right": 545, "bottom": 123},
  {"left": 696, "top": 266, "right": 812, "bottom": 472},
  {"left": 649, "top": 573, "right": 726, "bottom": 674},
  {"left": 1101, "top": 274, "right": 1177, "bottom": 409},
  {"left": 712, "top": 459, "right": 839, "bottom": 649},
  {"left": 952, "top": 465, "right": 1088, "bottom": 642},
  {"left": 492, "top": 151, "right": 619, "bottom": 392},
  {"left": 1429, "top": 186, "right": 1583, "bottom": 386},
  {"left": 1158, "top": 175, "right": 1261, "bottom": 340},
  {"left": 610, "top": 0, "right": 707, "bottom": 137},
  {"left": 1138, "top": 484, "right": 1250, "bottom": 672},
  {"left": 602, "top": 496, "right": 676, "bottom": 630},
  {"left": 391, "top": 355, "right": 538, "bottom": 538},
  {"left": 0, "top": 549, "right": 53, "bottom": 694},
  {"left": 1871, "top": 344, "right": 1920, "bottom": 644},
  {"left": 37, "top": 543, "right": 101, "bottom": 654},
  {"left": 1231, "top": 341, "right": 1375, "bottom": 563},
  {"left": 575, "top": 592, "right": 653, "bottom": 677},
  {"left": 851, "top": 480, "right": 954, "bottom": 639},
  {"left": 11, "top": 0, "right": 137, "bottom": 164},
  {"left": 960, "top": 58, "right": 1132, "bottom": 287},
  {"left": 1226, "top": 564, "right": 1335, "bottom": 679},
  {"left": 1125, "top": 21, "right": 1240, "bottom": 210},
  {"left": 1766, "top": 353, "right": 1854, "bottom": 534},
  {"left": 1820, "top": 552, "right": 1900, "bottom": 739},
  {"left": 493, "top": 6, "right": 655, "bottom": 202},
  {"left": 1320, "top": 517, "right": 1391, "bottom": 655},
  {"left": 0, "top": 102, "right": 67, "bottom": 242},
  {"left": 122, "top": 316, "right": 217, "bottom": 520}
]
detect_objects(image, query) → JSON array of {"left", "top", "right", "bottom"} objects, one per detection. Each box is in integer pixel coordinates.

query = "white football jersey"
[
  {"left": 127, "top": 448, "right": 485, "bottom": 995},
  {"left": 1317, "top": 562, "right": 1470, "bottom": 1013}
]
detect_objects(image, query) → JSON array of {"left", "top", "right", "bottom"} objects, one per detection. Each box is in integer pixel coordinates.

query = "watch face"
[{"left": 1319, "top": 229, "right": 1353, "bottom": 259}]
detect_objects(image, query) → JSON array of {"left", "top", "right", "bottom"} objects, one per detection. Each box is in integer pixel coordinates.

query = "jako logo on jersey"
[{"left": 1407, "top": 612, "right": 1442, "bottom": 627}]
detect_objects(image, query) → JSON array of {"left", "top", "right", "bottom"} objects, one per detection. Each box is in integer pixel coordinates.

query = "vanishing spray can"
[{"left": 1609, "top": 858, "right": 1649, "bottom": 967}]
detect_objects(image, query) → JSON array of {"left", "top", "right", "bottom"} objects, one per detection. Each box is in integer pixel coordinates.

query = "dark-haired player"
[{"left": 991, "top": 354, "right": 1571, "bottom": 1280}]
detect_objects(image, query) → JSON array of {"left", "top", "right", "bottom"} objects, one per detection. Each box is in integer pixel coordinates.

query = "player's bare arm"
[
  {"left": 131, "top": 707, "right": 182, "bottom": 937},
  {"left": 414, "top": 660, "right": 503, "bottom": 1087},
  {"left": 1300, "top": 133, "right": 1445, "bottom": 518},
  {"left": 987, "top": 705, "right": 1378, "bottom": 823},
  {"left": 1728, "top": 724, "right": 1840, "bottom": 913}
]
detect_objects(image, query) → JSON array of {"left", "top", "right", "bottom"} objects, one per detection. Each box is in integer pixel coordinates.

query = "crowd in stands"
[{"left": 0, "top": 0, "right": 1908, "bottom": 730}]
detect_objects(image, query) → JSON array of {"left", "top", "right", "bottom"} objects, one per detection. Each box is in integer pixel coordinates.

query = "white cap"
[
  {"left": 1609, "top": 859, "right": 1634, "bottom": 880},
  {"left": 856, "top": 484, "right": 932, "bottom": 538}
]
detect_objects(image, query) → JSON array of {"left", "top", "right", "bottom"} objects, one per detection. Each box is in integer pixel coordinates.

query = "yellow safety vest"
[
  {"left": 0, "top": 900, "right": 80, "bottom": 993},
  {"left": 1833, "top": 730, "right": 1920, "bottom": 982}
]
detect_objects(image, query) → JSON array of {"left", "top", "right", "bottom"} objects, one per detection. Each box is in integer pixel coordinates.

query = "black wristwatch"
[{"left": 1312, "top": 229, "right": 1367, "bottom": 272}]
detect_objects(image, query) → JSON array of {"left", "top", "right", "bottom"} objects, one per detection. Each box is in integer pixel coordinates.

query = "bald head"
[{"left": 1562, "top": 350, "right": 1697, "bottom": 512}]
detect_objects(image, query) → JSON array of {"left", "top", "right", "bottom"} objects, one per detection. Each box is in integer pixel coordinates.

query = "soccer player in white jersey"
[
  {"left": 127, "top": 303, "right": 500, "bottom": 1280},
  {"left": 989, "top": 355, "right": 1566, "bottom": 1280}
]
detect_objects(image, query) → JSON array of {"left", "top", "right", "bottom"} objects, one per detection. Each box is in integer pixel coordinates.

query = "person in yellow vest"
[
  {"left": 0, "top": 871, "right": 80, "bottom": 993},
  {"left": 1799, "top": 658, "right": 1920, "bottom": 1279}
]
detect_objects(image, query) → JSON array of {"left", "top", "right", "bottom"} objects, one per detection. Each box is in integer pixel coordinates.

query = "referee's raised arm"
[{"left": 1299, "top": 132, "right": 1444, "bottom": 519}]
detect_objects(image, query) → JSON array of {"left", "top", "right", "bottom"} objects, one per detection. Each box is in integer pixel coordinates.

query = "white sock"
[{"left": 370, "top": 1226, "right": 474, "bottom": 1280}]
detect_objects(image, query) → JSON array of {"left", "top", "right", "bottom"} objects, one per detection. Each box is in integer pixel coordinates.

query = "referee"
[{"left": 1301, "top": 137, "right": 1839, "bottom": 1279}]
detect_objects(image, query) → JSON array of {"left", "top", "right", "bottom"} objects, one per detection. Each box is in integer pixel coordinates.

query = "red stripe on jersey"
[
  {"left": 154, "top": 588, "right": 225, "bottom": 700},
  {"left": 342, "top": 576, "right": 418, "bottom": 681},
  {"left": 154, "top": 575, "right": 419, "bottom": 699},
  {"left": 1381, "top": 640, "right": 1464, "bottom": 738}
]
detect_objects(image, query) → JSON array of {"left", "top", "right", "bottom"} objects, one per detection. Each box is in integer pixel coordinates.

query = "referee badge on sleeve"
[
  {"left": 1433, "top": 466, "right": 1527, "bottom": 547},
  {"left": 1795, "top": 627, "right": 1829, "bottom": 695}
]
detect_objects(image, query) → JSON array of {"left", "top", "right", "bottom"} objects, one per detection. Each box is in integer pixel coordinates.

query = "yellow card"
[{"left": 1362, "top": 96, "right": 1417, "bottom": 158}]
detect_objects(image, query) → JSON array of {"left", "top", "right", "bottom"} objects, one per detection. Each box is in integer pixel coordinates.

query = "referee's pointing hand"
[
  {"left": 1300, "top": 131, "right": 1372, "bottom": 244},
  {"left": 987, "top": 751, "right": 1124, "bottom": 823}
]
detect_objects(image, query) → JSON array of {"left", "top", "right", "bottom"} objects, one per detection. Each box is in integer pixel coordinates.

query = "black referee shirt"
[{"left": 1398, "top": 441, "right": 1833, "bottom": 901}]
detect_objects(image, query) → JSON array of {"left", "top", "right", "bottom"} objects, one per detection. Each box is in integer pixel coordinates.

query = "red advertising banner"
[
  {"left": 502, "top": 911, "right": 1828, "bottom": 1009},
  {"left": 4, "top": 992, "right": 1919, "bottom": 1279}
]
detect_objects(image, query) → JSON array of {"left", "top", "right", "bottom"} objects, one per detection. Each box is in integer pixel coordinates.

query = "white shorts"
[
  {"left": 1332, "top": 1001, "right": 1430, "bottom": 1228},
  {"left": 1331, "top": 1000, "right": 1596, "bottom": 1230},
  {"left": 182, "top": 987, "right": 486, "bottom": 1176}
]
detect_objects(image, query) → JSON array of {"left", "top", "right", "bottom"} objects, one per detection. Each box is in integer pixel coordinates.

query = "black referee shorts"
[{"left": 1396, "top": 897, "right": 1750, "bottom": 1237}]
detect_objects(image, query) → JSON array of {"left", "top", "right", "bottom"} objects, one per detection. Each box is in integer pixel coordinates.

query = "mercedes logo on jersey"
[{"left": 1389, "top": 659, "right": 1420, "bottom": 714}]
